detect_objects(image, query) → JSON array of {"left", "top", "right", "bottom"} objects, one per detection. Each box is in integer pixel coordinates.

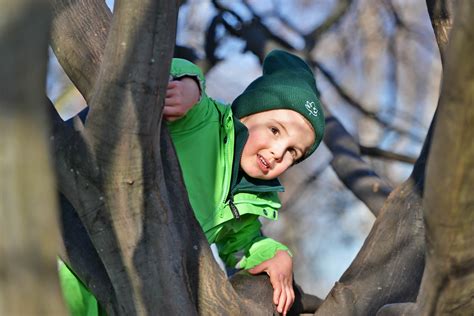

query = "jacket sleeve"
[
  {"left": 167, "top": 58, "right": 216, "bottom": 133},
  {"left": 215, "top": 214, "right": 291, "bottom": 270},
  {"left": 169, "top": 58, "right": 206, "bottom": 95}
]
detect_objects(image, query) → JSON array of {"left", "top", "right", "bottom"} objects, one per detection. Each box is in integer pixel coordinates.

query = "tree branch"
[
  {"left": 50, "top": 0, "right": 111, "bottom": 102},
  {"left": 324, "top": 108, "right": 393, "bottom": 217},
  {"left": 360, "top": 146, "right": 417, "bottom": 164},
  {"left": 303, "top": 0, "right": 352, "bottom": 50},
  {"left": 313, "top": 80, "right": 439, "bottom": 316},
  {"left": 313, "top": 59, "right": 426, "bottom": 143},
  {"left": 314, "top": 167, "right": 426, "bottom": 315}
]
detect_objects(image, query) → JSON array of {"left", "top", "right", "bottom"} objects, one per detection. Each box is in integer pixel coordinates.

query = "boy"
[
  {"left": 165, "top": 50, "right": 324, "bottom": 315},
  {"left": 59, "top": 50, "right": 324, "bottom": 315}
]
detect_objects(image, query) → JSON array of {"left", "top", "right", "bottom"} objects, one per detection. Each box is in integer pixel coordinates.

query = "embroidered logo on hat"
[{"left": 305, "top": 101, "right": 319, "bottom": 117}]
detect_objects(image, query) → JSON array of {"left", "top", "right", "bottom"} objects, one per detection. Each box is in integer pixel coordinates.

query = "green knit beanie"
[{"left": 232, "top": 50, "right": 325, "bottom": 158}]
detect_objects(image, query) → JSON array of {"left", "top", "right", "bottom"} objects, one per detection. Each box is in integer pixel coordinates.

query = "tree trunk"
[
  {"left": 0, "top": 0, "right": 66, "bottom": 314},
  {"left": 417, "top": 1, "right": 474, "bottom": 313}
]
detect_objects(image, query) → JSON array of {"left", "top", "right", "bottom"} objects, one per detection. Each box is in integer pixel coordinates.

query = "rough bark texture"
[
  {"left": 50, "top": 0, "right": 111, "bottom": 100},
  {"left": 380, "top": 3, "right": 474, "bottom": 315},
  {"left": 417, "top": 1, "right": 474, "bottom": 314},
  {"left": 0, "top": 0, "right": 66, "bottom": 314}
]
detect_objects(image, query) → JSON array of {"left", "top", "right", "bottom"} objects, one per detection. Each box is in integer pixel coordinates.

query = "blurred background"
[{"left": 47, "top": 0, "right": 440, "bottom": 298}]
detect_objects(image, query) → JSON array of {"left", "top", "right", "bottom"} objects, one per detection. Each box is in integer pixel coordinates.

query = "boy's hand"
[
  {"left": 248, "top": 250, "right": 294, "bottom": 315},
  {"left": 164, "top": 77, "right": 200, "bottom": 121}
]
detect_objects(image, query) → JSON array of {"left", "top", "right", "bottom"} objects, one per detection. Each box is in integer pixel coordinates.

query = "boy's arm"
[{"left": 216, "top": 215, "right": 294, "bottom": 315}]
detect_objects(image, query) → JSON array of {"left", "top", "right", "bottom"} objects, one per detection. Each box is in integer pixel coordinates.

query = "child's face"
[{"left": 240, "top": 109, "right": 315, "bottom": 180}]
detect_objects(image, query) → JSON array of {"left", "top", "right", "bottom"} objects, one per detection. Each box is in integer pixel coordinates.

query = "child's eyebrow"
[{"left": 271, "top": 119, "right": 289, "bottom": 135}]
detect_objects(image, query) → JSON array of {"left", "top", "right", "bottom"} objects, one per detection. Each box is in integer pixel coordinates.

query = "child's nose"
[{"left": 271, "top": 145, "right": 286, "bottom": 161}]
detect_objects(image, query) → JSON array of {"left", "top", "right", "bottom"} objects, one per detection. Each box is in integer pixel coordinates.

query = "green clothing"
[
  {"left": 58, "top": 259, "right": 106, "bottom": 316},
  {"left": 59, "top": 58, "right": 290, "bottom": 315}
]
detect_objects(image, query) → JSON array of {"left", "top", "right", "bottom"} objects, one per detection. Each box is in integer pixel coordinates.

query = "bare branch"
[
  {"left": 324, "top": 108, "right": 393, "bottom": 217},
  {"left": 50, "top": 0, "right": 111, "bottom": 102},
  {"left": 314, "top": 170, "right": 426, "bottom": 315},
  {"left": 360, "top": 146, "right": 417, "bottom": 164},
  {"left": 313, "top": 101, "right": 438, "bottom": 315},
  {"left": 313, "top": 59, "right": 426, "bottom": 143},
  {"left": 304, "top": 0, "right": 352, "bottom": 50}
]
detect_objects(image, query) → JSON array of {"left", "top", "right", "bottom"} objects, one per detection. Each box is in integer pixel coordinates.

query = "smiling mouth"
[{"left": 257, "top": 154, "right": 270, "bottom": 173}]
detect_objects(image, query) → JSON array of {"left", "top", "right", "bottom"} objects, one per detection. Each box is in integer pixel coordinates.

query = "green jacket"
[{"left": 59, "top": 58, "right": 289, "bottom": 316}]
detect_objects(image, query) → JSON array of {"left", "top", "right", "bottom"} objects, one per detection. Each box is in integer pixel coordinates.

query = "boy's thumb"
[{"left": 248, "top": 262, "right": 266, "bottom": 275}]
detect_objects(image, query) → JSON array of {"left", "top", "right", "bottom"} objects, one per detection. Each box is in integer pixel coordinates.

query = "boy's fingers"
[
  {"left": 272, "top": 281, "right": 282, "bottom": 305},
  {"left": 283, "top": 285, "right": 293, "bottom": 314},
  {"left": 167, "top": 81, "right": 178, "bottom": 89},
  {"left": 277, "top": 283, "right": 286, "bottom": 314},
  {"left": 166, "top": 83, "right": 176, "bottom": 96},
  {"left": 163, "top": 106, "right": 187, "bottom": 118},
  {"left": 248, "top": 262, "right": 267, "bottom": 275}
]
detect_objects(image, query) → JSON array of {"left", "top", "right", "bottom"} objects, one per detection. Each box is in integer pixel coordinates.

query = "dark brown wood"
[
  {"left": 417, "top": 1, "right": 474, "bottom": 313},
  {"left": 313, "top": 174, "right": 426, "bottom": 315},
  {"left": 50, "top": 0, "right": 111, "bottom": 101}
]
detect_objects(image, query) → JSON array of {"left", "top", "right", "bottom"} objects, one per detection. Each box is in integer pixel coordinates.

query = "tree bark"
[
  {"left": 0, "top": 0, "right": 66, "bottom": 314},
  {"left": 378, "top": 2, "right": 474, "bottom": 315},
  {"left": 50, "top": 0, "right": 111, "bottom": 100},
  {"left": 323, "top": 108, "right": 393, "bottom": 217},
  {"left": 426, "top": 0, "right": 454, "bottom": 64},
  {"left": 313, "top": 171, "right": 426, "bottom": 315},
  {"left": 416, "top": 1, "right": 474, "bottom": 314}
]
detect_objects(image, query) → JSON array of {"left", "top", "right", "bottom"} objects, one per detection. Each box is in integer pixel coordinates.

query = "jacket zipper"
[{"left": 228, "top": 194, "right": 240, "bottom": 220}]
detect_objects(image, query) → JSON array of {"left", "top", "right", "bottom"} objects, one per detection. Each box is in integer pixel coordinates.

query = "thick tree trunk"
[
  {"left": 416, "top": 1, "right": 474, "bottom": 314},
  {"left": 0, "top": 0, "right": 66, "bottom": 314},
  {"left": 377, "top": 3, "right": 473, "bottom": 315}
]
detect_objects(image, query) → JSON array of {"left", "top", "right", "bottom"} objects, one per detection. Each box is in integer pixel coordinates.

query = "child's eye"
[
  {"left": 289, "top": 148, "right": 298, "bottom": 159},
  {"left": 270, "top": 127, "right": 279, "bottom": 135}
]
